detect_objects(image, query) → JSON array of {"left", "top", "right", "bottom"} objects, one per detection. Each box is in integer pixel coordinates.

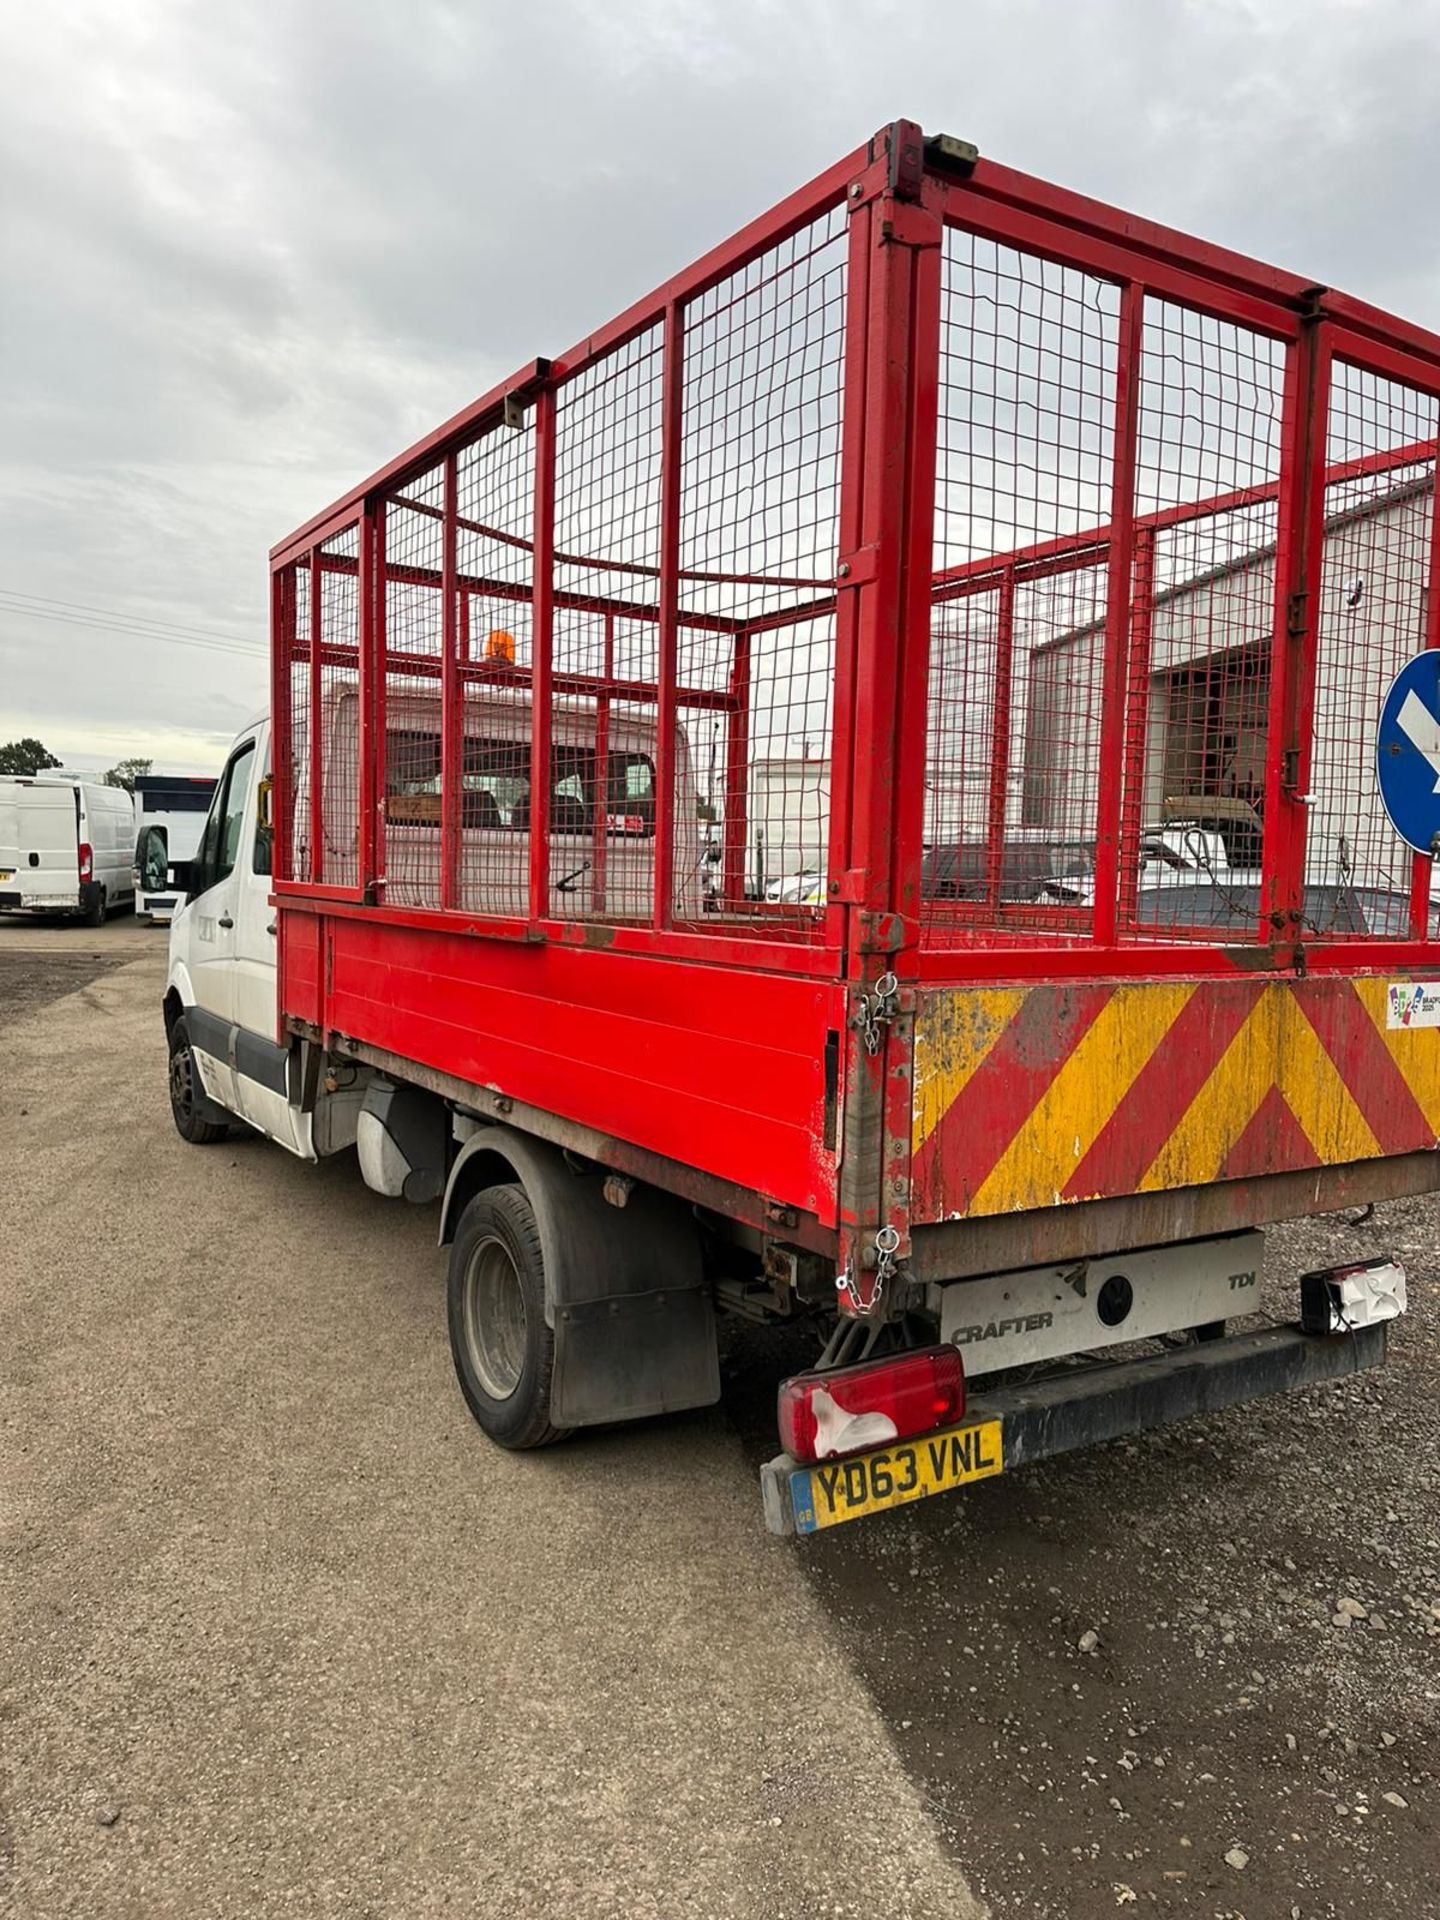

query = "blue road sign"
[{"left": 1376, "top": 652, "right": 1440, "bottom": 856}]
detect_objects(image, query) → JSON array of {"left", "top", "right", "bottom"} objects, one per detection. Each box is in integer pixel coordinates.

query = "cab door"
[
  {"left": 181, "top": 736, "right": 257, "bottom": 1111},
  {"left": 229, "top": 727, "right": 312, "bottom": 1154}
]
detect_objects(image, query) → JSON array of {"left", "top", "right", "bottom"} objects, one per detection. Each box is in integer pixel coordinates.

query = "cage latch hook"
[{"left": 855, "top": 970, "right": 900, "bottom": 1056}]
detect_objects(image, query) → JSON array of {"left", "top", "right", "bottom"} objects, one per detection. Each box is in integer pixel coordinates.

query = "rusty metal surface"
[{"left": 909, "top": 1147, "right": 1440, "bottom": 1282}]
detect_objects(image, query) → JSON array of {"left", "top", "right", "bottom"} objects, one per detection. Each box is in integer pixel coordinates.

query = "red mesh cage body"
[{"left": 268, "top": 123, "right": 1440, "bottom": 1252}]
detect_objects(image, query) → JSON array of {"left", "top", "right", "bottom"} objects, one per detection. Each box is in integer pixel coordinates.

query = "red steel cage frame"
[
  {"left": 271, "top": 119, "right": 1440, "bottom": 983},
  {"left": 268, "top": 120, "right": 1440, "bottom": 1267}
]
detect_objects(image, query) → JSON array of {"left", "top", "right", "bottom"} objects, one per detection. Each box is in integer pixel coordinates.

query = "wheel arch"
[
  {"left": 164, "top": 962, "right": 197, "bottom": 1032},
  {"left": 439, "top": 1130, "right": 542, "bottom": 1247}
]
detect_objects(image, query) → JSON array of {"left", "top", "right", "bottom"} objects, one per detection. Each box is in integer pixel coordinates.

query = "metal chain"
[
  {"left": 835, "top": 1256, "right": 874, "bottom": 1315},
  {"left": 835, "top": 1223, "right": 902, "bottom": 1315},
  {"left": 842, "top": 976, "right": 905, "bottom": 1311}
]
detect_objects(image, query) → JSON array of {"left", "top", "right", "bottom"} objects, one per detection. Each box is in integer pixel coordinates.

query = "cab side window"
[
  {"left": 191, "top": 742, "right": 255, "bottom": 898},
  {"left": 191, "top": 793, "right": 224, "bottom": 897},
  {"left": 253, "top": 770, "right": 274, "bottom": 877},
  {"left": 218, "top": 754, "right": 251, "bottom": 878}
]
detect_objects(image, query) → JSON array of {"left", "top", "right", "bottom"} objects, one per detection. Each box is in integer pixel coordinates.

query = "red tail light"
[
  {"left": 79, "top": 842, "right": 93, "bottom": 884},
  {"left": 778, "top": 1345, "right": 965, "bottom": 1464}
]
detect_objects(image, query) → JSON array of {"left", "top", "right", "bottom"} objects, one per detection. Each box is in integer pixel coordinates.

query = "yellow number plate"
[{"left": 789, "top": 1418, "right": 1003, "bottom": 1534}]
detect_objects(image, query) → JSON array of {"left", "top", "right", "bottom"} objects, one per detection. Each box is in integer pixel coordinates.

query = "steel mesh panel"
[
  {"left": 666, "top": 625, "right": 729, "bottom": 922},
  {"left": 556, "top": 329, "right": 663, "bottom": 611},
  {"left": 927, "top": 229, "right": 1120, "bottom": 940},
  {"left": 455, "top": 417, "right": 535, "bottom": 918},
  {"left": 1121, "top": 301, "right": 1286, "bottom": 940},
  {"left": 1307, "top": 363, "right": 1438, "bottom": 936},
  {"left": 550, "top": 329, "right": 664, "bottom": 922},
  {"left": 282, "top": 562, "right": 309, "bottom": 885},
  {"left": 925, "top": 585, "right": 1000, "bottom": 878},
  {"left": 715, "top": 616, "right": 834, "bottom": 924},
  {"left": 676, "top": 206, "right": 847, "bottom": 933},
  {"left": 543, "top": 611, "right": 663, "bottom": 921},
  {"left": 1012, "top": 561, "right": 1110, "bottom": 832},
  {"left": 315, "top": 525, "right": 361, "bottom": 889},
  {"left": 381, "top": 462, "right": 446, "bottom": 909},
  {"left": 289, "top": 657, "right": 311, "bottom": 884}
]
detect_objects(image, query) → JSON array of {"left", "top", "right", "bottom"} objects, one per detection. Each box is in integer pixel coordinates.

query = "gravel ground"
[
  {"left": 0, "top": 935, "right": 979, "bottom": 1920},
  {"left": 0, "top": 909, "right": 154, "bottom": 1024},
  {"left": 3, "top": 928, "right": 1436, "bottom": 1919},
  {"left": 726, "top": 1211, "right": 1440, "bottom": 1919}
]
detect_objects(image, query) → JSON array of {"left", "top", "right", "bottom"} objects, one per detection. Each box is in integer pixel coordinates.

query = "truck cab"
[{"left": 164, "top": 719, "right": 306, "bottom": 1151}]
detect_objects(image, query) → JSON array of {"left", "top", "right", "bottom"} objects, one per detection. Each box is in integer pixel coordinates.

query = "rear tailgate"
[
  {"left": 0, "top": 783, "right": 80, "bottom": 907},
  {"left": 910, "top": 976, "right": 1440, "bottom": 1223}
]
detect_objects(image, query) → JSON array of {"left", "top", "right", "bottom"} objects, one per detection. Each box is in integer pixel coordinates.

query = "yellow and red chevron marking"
[{"left": 911, "top": 977, "right": 1440, "bottom": 1221}]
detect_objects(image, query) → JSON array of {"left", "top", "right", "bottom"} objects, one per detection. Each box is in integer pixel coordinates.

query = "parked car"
[
  {"left": 765, "top": 870, "right": 825, "bottom": 904},
  {"left": 1135, "top": 881, "right": 1440, "bottom": 938},
  {"left": 1041, "top": 830, "right": 1251, "bottom": 909},
  {"left": 923, "top": 837, "right": 1094, "bottom": 904}
]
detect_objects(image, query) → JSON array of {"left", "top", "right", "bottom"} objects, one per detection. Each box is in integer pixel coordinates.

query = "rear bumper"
[
  {"left": 0, "top": 890, "right": 81, "bottom": 913},
  {"left": 760, "top": 1322, "right": 1386, "bottom": 1536},
  {"left": 910, "top": 1154, "right": 1440, "bottom": 1281}
]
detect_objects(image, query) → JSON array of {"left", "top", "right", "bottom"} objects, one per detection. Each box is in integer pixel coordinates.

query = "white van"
[
  {"left": 133, "top": 774, "right": 217, "bottom": 923},
  {"left": 0, "top": 776, "right": 136, "bottom": 924}
]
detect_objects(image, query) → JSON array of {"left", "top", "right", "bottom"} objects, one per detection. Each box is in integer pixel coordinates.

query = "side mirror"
[{"left": 254, "top": 775, "right": 275, "bottom": 879}]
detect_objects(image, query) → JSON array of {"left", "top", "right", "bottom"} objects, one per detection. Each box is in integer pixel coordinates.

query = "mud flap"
[
  {"left": 553, "top": 1286, "right": 719, "bottom": 1426},
  {"left": 547, "top": 1176, "right": 719, "bottom": 1428}
]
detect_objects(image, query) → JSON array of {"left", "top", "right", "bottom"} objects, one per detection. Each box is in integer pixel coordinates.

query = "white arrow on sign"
[{"left": 1397, "top": 687, "right": 1440, "bottom": 794}]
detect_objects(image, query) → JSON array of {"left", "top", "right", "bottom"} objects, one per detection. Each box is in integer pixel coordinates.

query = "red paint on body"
[
  {"left": 1219, "top": 1086, "right": 1322, "bottom": 1182},
  {"left": 1063, "top": 984, "right": 1261, "bottom": 1201}
]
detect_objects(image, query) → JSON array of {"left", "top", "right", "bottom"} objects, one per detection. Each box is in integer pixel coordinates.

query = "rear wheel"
[
  {"left": 447, "top": 1183, "right": 568, "bottom": 1449},
  {"left": 83, "top": 886, "right": 106, "bottom": 928},
  {"left": 167, "top": 1015, "right": 229, "bottom": 1145}
]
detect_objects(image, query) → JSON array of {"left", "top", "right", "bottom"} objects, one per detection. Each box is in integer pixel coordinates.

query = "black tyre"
[
  {"left": 447, "top": 1183, "right": 568, "bottom": 1449},
  {"left": 83, "top": 886, "right": 106, "bottom": 928},
  {"left": 167, "top": 1015, "right": 229, "bottom": 1145}
]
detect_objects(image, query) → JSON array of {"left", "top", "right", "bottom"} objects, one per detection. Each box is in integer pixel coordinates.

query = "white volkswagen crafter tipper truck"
[
  {"left": 164, "top": 708, "right": 1410, "bottom": 1536},
  {"left": 164, "top": 122, "right": 1440, "bottom": 1535}
]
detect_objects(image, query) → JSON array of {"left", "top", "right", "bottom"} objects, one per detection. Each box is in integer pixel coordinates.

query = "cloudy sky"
[{"left": 3, "top": 0, "right": 1439, "bottom": 774}]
